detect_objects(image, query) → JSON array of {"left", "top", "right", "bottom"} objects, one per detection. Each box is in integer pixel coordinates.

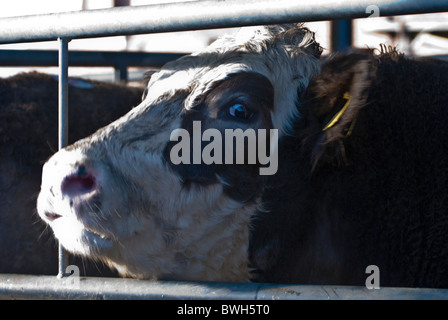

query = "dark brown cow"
[{"left": 250, "top": 48, "right": 448, "bottom": 288}]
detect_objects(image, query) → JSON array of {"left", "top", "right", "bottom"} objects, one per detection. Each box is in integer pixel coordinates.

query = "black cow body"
[{"left": 250, "top": 50, "right": 448, "bottom": 288}]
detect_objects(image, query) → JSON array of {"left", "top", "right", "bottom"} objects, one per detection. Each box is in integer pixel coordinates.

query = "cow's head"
[{"left": 37, "top": 24, "right": 322, "bottom": 281}]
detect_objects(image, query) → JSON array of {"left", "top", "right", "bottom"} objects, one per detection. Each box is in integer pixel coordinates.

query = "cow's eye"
[{"left": 228, "top": 103, "right": 253, "bottom": 120}]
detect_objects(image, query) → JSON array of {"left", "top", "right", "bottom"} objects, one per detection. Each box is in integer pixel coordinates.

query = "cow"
[
  {"left": 36, "top": 24, "right": 323, "bottom": 282},
  {"left": 250, "top": 47, "right": 448, "bottom": 288},
  {"left": 1, "top": 72, "right": 143, "bottom": 275},
  {"left": 37, "top": 23, "right": 448, "bottom": 288}
]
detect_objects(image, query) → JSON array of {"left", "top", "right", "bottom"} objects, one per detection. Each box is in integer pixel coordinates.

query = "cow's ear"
[
  {"left": 266, "top": 24, "right": 323, "bottom": 59},
  {"left": 302, "top": 50, "right": 377, "bottom": 168}
]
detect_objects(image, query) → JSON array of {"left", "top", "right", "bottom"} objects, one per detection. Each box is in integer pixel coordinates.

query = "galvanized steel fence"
[
  {"left": 0, "top": 0, "right": 447, "bottom": 43},
  {"left": 1, "top": 0, "right": 448, "bottom": 299}
]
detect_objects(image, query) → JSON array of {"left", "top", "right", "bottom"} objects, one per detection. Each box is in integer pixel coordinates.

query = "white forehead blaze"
[{"left": 145, "top": 69, "right": 193, "bottom": 102}]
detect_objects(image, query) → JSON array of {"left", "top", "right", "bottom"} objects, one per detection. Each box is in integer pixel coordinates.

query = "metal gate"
[{"left": 1, "top": 0, "right": 448, "bottom": 300}]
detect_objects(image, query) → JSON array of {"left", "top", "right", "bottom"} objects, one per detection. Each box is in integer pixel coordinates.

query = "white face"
[{"left": 37, "top": 25, "right": 322, "bottom": 281}]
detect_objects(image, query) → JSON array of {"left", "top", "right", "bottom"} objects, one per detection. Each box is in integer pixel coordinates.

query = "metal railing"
[
  {"left": 0, "top": 50, "right": 185, "bottom": 82},
  {"left": 1, "top": 0, "right": 448, "bottom": 299},
  {"left": 0, "top": 0, "right": 447, "bottom": 44},
  {"left": 1, "top": 274, "right": 448, "bottom": 300}
]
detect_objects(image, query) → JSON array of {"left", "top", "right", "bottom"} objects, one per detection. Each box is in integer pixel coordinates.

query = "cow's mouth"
[
  {"left": 44, "top": 211, "right": 62, "bottom": 221},
  {"left": 81, "top": 228, "right": 114, "bottom": 251},
  {"left": 46, "top": 212, "right": 114, "bottom": 255}
]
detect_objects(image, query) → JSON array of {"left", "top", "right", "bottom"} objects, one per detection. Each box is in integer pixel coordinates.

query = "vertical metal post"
[
  {"left": 114, "top": 63, "right": 128, "bottom": 83},
  {"left": 330, "top": 19, "right": 353, "bottom": 52},
  {"left": 57, "top": 37, "right": 70, "bottom": 279}
]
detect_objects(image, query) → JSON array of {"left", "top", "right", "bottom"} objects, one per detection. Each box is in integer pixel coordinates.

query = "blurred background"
[{"left": 0, "top": 0, "right": 447, "bottom": 84}]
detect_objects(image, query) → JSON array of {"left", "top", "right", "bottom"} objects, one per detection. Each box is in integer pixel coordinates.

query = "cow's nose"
[{"left": 61, "top": 165, "right": 97, "bottom": 198}]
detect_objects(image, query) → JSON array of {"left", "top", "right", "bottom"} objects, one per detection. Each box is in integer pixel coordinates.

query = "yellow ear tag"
[{"left": 322, "top": 92, "right": 351, "bottom": 131}]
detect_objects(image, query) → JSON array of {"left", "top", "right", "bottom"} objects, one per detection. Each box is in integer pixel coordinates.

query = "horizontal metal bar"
[
  {"left": 433, "top": 54, "right": 448, "bottom": 60},
  {"left": 0, "top": 0, "right": 447, "bottom": 44},
  {"left": 0, "top": 50, "right": 445, "bottom": 69},
  {"left": 0, "top": 50, "right": 185, "bottom": 67},
  {"left": 1, "top": 274, "right": 448, "bottom": 300}
]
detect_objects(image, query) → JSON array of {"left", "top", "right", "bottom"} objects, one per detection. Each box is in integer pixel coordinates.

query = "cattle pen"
[{"left": 1, "top": 0, "right": 448, "bottom": 300}]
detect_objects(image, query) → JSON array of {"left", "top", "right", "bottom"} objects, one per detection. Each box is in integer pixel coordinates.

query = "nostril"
[
  {"left": 45, "top": 212, "right": 62, "bottom": 222},
  {"left": 61, "top": 166, "right": 97, "bottom": 198},
  {"left": 77, "top": 165, "right": 88, "bottom": 178}
]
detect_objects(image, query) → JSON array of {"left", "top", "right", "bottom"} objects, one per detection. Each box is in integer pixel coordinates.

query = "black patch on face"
[{"left": 163, "top": 71, "right": 275, "bottom": 203}]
